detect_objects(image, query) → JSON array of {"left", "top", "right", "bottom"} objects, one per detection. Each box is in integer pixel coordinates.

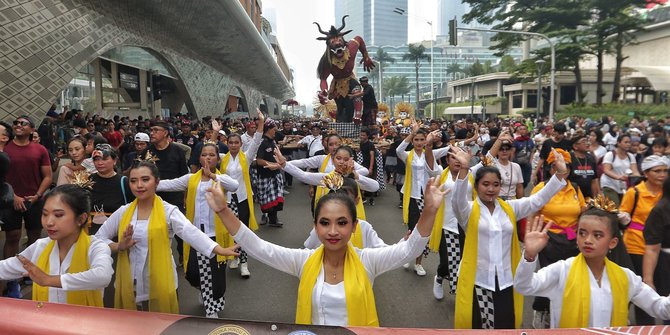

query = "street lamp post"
[
  {"left": 535, "top": 59, "right": 546, "bottom": 123},
  {"left": 394, "top": 8, "right": 434, "bottom": 120},
  {"left": 470, "top": 78, "right": 475, "bottom": 117}
]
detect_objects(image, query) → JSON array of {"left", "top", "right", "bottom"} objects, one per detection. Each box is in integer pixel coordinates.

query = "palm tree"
[
  {"left": 402, "top": 44, "right": 430, "bottom": 116},
  {"left": 446, "top": 63, "right": 462, "bottom": 80},
  {"left": 383, "top": 76, "right": 400, "bottom": 112},
  {"left": 375, "top": 48, "right": 395, "bottom": 103},
  {"left": 396, "top": 76, "right": 411, "bottom": 101}
]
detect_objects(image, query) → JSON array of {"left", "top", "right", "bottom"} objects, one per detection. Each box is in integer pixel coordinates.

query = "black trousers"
[
  {"left": 471, "top": 277, "right": 515, "bottom": 329},
  {"left": 185, "top": 238, "right": 226, "bottom": 300},
  {"left": 436, "top": 226, "right": 465, "bottom": 279},
  {"left": 631, "top": 253, "right": 655, "bottom": 325},
  {"left": 407, "top": 197, "right": 422, "bottom": 231}
]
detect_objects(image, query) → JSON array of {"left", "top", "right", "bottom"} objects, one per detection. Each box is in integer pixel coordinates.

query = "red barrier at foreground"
[{"left": 0, "top": 298, "right": 668, "bottom": 335}]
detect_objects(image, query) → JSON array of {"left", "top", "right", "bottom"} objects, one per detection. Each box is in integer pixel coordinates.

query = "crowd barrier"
[{"left": 0, "top": 298, "right": 667, "bottom": 335}]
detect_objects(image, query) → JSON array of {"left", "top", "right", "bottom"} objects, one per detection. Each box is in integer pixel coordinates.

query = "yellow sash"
[
  {"left": 295, "top": 244, "right": 378, "bottom": 326},
  {"left": 314, "top": 155, "right": 366, "bottom": 221},
  {"left": 183, "top": 170, "right": 234, "bottom": 272},
  {"left": 559, "top": 254, "right": 629, "bottom": 327},
  {"left": 454, "top": 198, "right": 523, "bottom": 328},
  {"left": 115, "top": 196, "right": 179, "bottom": 313},
  {"left": 402, "top": 149, "right": 424, "bottom": 224},
  {"left": 428, "top": 169, "right": 476, "bottom": 252},
  {"left": 33, "top": 230, "right": 103, "bottom": 307},
  {"left": 220, "top": 151, "right": 258, "bottom": 230}
]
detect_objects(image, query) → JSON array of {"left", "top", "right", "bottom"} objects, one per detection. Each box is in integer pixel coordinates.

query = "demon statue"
[{"left": 315, "top": 15, "right": 375, "bottom": 123}]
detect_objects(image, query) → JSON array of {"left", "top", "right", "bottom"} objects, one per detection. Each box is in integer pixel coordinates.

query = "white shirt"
[
  {"left": 439, "top": 170, "right": 473, "bottom": 233},
  {"left": 303, "top": 220, "right": 388, "bottom": 249},
  {"left": 452, "top": 174, "right": 565, "bottom": 291},
  {"left": 603, "top": 132, "right": 618, "bottom": 151},
  {"left": 95, "top": 200, "right": 218, "bottom": 302},
  {"left": 289, "top": 155, "right": 369, "bottom": 176},
  {"left": 283, "top": 163, "right": 379, "bottom": 192},
  {"left": 299, "top": 135, "right": 325, "bottom": 157},
  {"left": 232, "top": 224, "right": 429, "bottom": 326},
  {"left": 0, "top": 236, "right": 112, "bottom": 304},
  {"left": 592, "top": 145, "right": 608, "bottom": 161},
  {"left": 220, "top": 132, "right": 262, "bottom": 202},
  {"left": 600, "top": 151, "right": 636, "bottom": 194},
  {"left": 156, "top": 174, "right": 239, "bottom": 237},
  {"left": 495, "top": 159, "right": 524, "bottom": 199},
  {"left": 515, "top": 254, "right": 670, "bottom": 327},
  {"left": 240, "top": 131, "right": 255, "bottom": 152},
  {"left": 396, "top": 141, "right": 441, "bottom": 199}
]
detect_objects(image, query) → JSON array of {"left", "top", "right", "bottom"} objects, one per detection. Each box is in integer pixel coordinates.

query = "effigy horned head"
[{"left": 314, "top": 15, "right": 352, "bottom": 57}]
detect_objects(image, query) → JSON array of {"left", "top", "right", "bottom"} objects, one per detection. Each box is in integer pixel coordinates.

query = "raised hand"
[
  {"left": 118, "top": 224, "right": 137, "bottom": 251},
  {"left": 256, "top": 109, "right": 265, "bottom": 124},
  {"left": 205, "top": 181, "right": 229, "bottom": 213},
  {"left": 211, "top": 119, "right": 222, "bottom": 135},
  {"left": 523, "top": 215, "right": 550, "bottom": 261},
  {"left": 423, "top": 177, "right": 450, "bottom": 212},
  {"left": 17, "top": 255, "right": 57, "bottom": 287},
  {"left": 264, "top": 162, "right": 283, "bottom": 171},
  {"left": 426, "top": 130, "right": 441, "bottom": 145},
  {"left": 273, "top": 148, "right": 286, "bottom": 166},
  {"left": 448, "top": 145, "right": 471, "bottom": 167},
  {"left": 551, "top": 148, "right": 568, "bottom": 178},
  {"left": 201, "top": 161, "right": 215, "bottom": 180}
]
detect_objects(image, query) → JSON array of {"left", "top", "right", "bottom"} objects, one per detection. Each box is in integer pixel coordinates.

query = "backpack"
[{"left": 515, "top": 141, "right": 532, "bottom": 166}]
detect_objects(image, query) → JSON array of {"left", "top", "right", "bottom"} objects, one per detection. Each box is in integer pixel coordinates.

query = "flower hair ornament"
[
  {"left": 202, "top": 139, "right": 218, "bottom": 146},
  {"left": 136, "top": 150, "right": 160, "bottom": 164},
  {"left": 71, "top": 170, "right": 95, "bottom": 189},
  {"left": 480, "top": 155, "right": 496, "bottom": 167},
  {"left": 320, "top": 172, "right": 344, "bottom": 191},
  {"left": 585, "top": 194, "right": 619, "bottom": 214}
]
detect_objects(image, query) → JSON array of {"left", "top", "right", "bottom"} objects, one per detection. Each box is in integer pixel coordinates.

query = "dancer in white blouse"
[
  {"left": 288, "top": 133, "right": 369, "bottom": 176},
  {"left": 449, "top": 146, "right": 568, "bottom": 329},
  {"left": 0, "top": 184, "right": 112, "bottom": 306},
  {"left": 204, "top": 177, "right": 447, "bottom": 326},
  {"left": 396, "top": 122, "right": 441, "bottom": 276},
  {"left": 155, "top": 143, "right": 239, "bottom": 318},
  {"left": 516, "top": 209, "right": 670, "bottom": 328},
  {"left": 217, "top": 113, "right": 264, "bottom": 277},
  {"left": 95, "top": 161, "right": 239, "bottom": 314}
]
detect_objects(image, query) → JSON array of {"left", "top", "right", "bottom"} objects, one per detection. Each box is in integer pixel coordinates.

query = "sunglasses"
[{"left": 13, "top": 120, "right": 30, "bottom": 127}]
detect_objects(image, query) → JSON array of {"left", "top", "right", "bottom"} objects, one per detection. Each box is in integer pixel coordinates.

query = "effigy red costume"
[{"left": 315, "top": 15, "right": 375, "bottom": 123}]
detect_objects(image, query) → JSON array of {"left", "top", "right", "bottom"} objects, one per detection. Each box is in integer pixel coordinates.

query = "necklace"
[{"left": 573, "top": 152, "right": 587, "bottom": 178}]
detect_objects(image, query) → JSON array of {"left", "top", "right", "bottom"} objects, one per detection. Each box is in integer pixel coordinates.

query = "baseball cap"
[
  {"left": 134, "top": 132, "right": 150, "bottom": 142},
  {"left": 218, "top": 130, "right": 227, "bottom": 136}
]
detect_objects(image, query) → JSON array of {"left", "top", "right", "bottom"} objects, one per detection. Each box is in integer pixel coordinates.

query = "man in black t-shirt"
[
  {"left": 147, "top": 120, "right": 189, "bottom": 208},
  {"left": 174, "top": 121, "right": 198, "bottom": 149},
  {"left": 536, "top": 122, "right": 572, "bottom": 183},
  {"left": 358, "top": 128, "right": 376, "bottom": 205},
  {"left": 360, "top": 77, "right": 378, "bottom": 127},
  {"left": 255, "top": 120, "right": 284, "bottom": 227},
  {"left": 569, "top": 135, "right": 600, "bottom": 198}
]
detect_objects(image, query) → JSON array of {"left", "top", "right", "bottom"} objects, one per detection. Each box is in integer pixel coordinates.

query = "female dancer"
[
  {"left": 0, "top": 184, "right": 112, "bottom": 306},
  {"left": 204, "top": 177, "right": 446, "bottom": 326},
  {"left": 450, "top": 146, "right": 568, "bottom": 329},
  {"left": 56, "top": 138, "right": 87, "bottom": 186},
  {"left": 282, "top": 146, "right": 378, "bottom": 221},
  {"left": 428, "top": 141, "right": 474, "bottom": 300},
  {"left": 600, "top": 134, "right": 641, "bottom": 206},
  {"left": 516, "top": 206, "right": 670, "bottom": 327},
  {"left": 88, "top": 144, "right": 134, "bottom": 235},
  {"left": 396, "top": 122, "right": 441, "bottom": 276},
  {"left": 621, "top": 155, "right": 668, "bottom": 325},
  {"left": 155, "top": 143, "right": 240, "bottom": 317},
  {"left": 218, "top": 112, "right": 264, "bottom": 277},
  {"left": 95, "top": 161, "right": 239, "bottom": 314},
  {"left": 527, "top": 148, "right": 585, "bottom": 328}
]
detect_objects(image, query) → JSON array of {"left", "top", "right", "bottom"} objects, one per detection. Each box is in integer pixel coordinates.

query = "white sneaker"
[
  {"left": 206, "top": 312, "right": 218, "bottom": 318},
  {"left": 414, "top": 264, "right": 427, "bottom": 276},
  {"left": 228, "top": 258, "right": 239, "bottom": 269},
  {"left": 433, "top": 275, "right": 444, "bottom": 300},
  {"left": 240, "top": 262, "right": 250, "bottom": 278},
  {"left": 532, "top": 310, "right": 550, "bottom": 329},
  {"left": 402, "top": 263, "right": 410, "bottom": 269}
]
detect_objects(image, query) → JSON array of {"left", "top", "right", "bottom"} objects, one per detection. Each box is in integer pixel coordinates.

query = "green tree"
[
  {"left": 467, "top": 60, "right": 484, "bottom": 77},
  {"left": 483, "top": 60, "right": 493, "bottom": 74},
  {"left": 446, "top": 63, "right": 463, "bottom": 80},
  {"left": 375, "top": 48, "right": 396, "bottom": 103},
  {"left": 402, "top": 43, "right": 430, "bottom": 115},
  {"left": 498, "top": 55, "right": 517, "bottom": 73}
]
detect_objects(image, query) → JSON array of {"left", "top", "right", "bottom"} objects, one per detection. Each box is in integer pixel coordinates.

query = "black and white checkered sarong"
[
  {"left": 474, "top": 286, "right": 495, "bottom": 329},
  {"left": 256, "top": 173, "right": 284, "bottom": 212},
  {"left": 443, "top": 229, "right": 461, "bottom": 294},
  {"left": 329, "top": 122, "right": 361, "bottom": 139},
  {"left": 228, "top": 199, "right": 247, "bottom": 263},
  {"left": 197, "top": 252, "right": 225, "bottom": 315}
]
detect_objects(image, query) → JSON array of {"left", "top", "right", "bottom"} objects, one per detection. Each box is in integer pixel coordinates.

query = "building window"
[
  {"left": 560, "top": 85, "right": 577, "bottom": 105},
  {"left": 512, "top": 94, "right": 523, "bottom": 109},
  {"left": 527, "top": 94, "right": 537, "bottom": 108}
]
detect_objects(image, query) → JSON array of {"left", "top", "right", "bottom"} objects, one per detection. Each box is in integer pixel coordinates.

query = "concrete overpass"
[{"left": 0, "top": 0, "right": 294, "bottom": 122}]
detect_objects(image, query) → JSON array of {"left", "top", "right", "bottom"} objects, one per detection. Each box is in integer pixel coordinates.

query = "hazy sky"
[{"left": 263, "top": 0, "right": 437, "bottom": 112}]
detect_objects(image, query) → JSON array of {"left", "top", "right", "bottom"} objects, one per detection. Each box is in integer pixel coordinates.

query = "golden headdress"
[
  {"left": 394, "top": 102, "right": 415, "bottom": 118},
  {"left": 585, "top": 194, "right": 619, "bottom": 214},
  {"left": 320, "top": 172, "right": 344, "bottom": 191},
  {"left": 71, "top": 170, "right": 95, "bottom": 189}
]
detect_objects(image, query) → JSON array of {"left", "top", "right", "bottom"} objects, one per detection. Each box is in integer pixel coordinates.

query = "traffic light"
[{"left": 448, "top": 17, "right": 458, "bottom": 46}]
